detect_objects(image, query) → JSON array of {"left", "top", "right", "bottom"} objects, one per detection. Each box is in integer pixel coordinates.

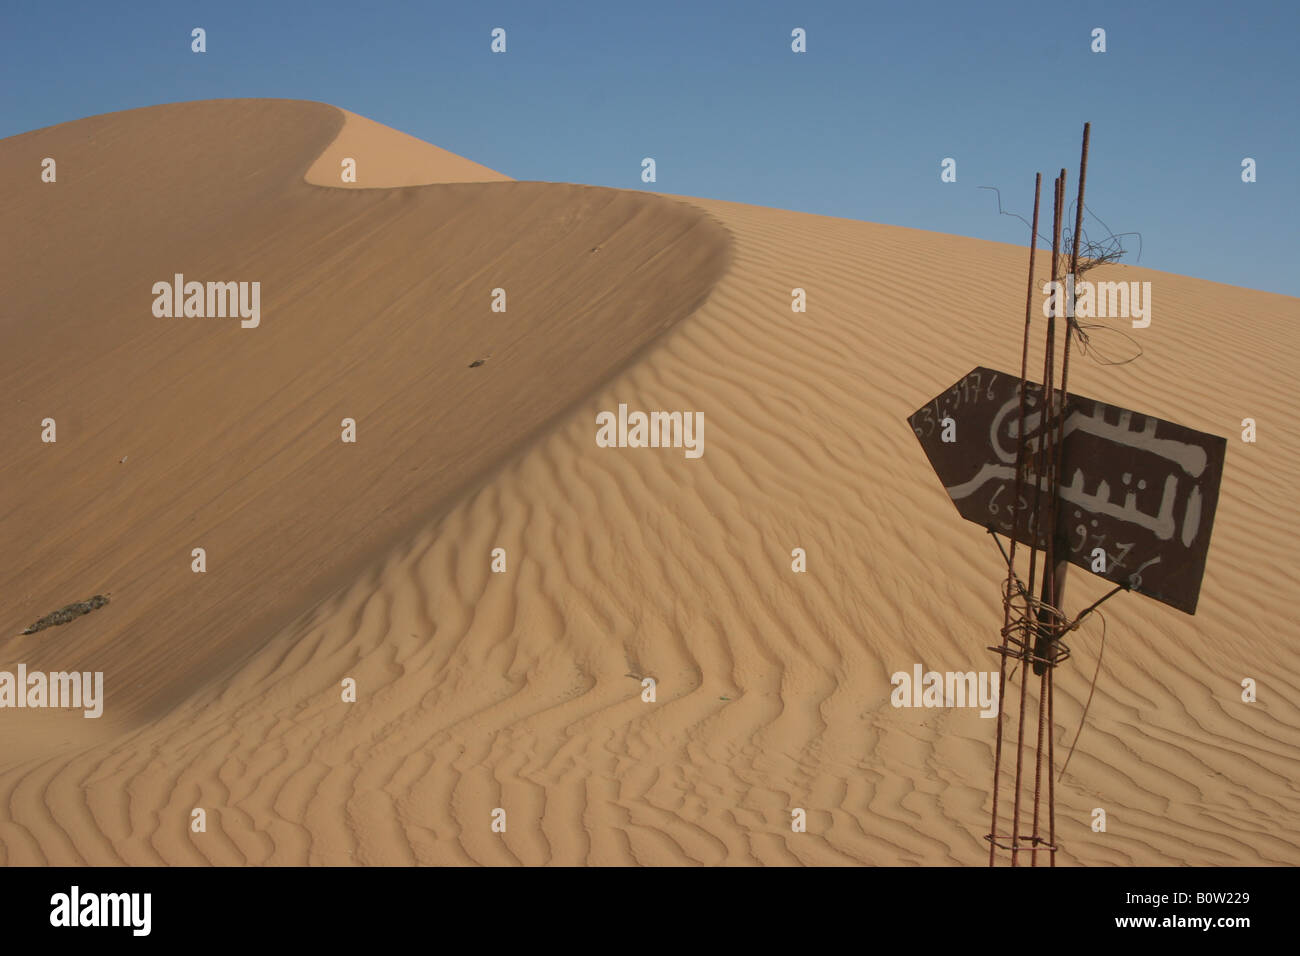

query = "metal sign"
[{"left": 909, "top": 366, "right": 1225, "bottom": 614}]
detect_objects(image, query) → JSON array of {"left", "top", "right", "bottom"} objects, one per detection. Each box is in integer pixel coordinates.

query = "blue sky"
[{"left": 3, "top": 0, "right": 1296, "bottom": 294}]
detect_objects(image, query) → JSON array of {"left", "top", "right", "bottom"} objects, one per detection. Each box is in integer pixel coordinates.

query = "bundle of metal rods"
[{"left": 985, "top": 123, "right": 1091, "bottom": 867}]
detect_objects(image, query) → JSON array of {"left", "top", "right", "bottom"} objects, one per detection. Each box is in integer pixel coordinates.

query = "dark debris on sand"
[{"left": 20, "top": 594, "right": 110, "bottom": 635}]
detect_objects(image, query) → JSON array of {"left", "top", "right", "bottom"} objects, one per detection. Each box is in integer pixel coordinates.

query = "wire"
[{"left": 1058, "top": 610, "right": 1106, "bottom": 782}]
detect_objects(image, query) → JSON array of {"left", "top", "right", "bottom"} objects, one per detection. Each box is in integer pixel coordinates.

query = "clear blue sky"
[{"left": 3, "top": 0, "right": 1296, "bottom": 294}]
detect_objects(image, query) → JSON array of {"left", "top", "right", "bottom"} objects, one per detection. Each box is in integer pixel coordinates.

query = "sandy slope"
[
  {"left": 0, "top": 100, "right": 726, "bottom": 754},
  {"left": 1, "top": 101, "right": 1297, "bottom": 866},
  {"left": 304, "top": 107, "right": 511, "bottom": 187}
]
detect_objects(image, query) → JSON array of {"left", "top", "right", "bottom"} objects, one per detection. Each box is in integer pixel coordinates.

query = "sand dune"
[
  {"left": 304, "top": 107, "right": 511, "bottom": 187},
  {"left": 1, "top": 100, "right": 1297, "bottom": 865},
  {"left": 0, "top": 99, "right": 727, "bottom": 749}
]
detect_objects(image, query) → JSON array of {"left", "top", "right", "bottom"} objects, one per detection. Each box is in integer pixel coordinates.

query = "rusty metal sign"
[{"left": 909, "top": 366, "right": 1225, "bottom": 614}]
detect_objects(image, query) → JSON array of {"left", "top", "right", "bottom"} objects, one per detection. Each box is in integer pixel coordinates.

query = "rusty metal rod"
[
  {"left": 1035, "top": 124, "right": 1092, "bottom": 676},
  {"left": 1030, "top": 171, "right": 1065, "bottom": 864},
  {"left": 989, "top": 171, "right": 1043, "bottom": 866}
]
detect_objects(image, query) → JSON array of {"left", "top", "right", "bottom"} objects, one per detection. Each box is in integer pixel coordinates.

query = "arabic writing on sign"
[{"left": 909, "top": 367, "right": 1225, "bottom": 614}]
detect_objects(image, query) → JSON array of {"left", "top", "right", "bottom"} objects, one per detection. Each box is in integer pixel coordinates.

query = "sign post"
[{"left": 906, "top": 124, "right": 1226, "bottom": 866}]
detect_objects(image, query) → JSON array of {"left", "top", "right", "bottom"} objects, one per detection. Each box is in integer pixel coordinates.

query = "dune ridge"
[
  {"left": 1, "top": 101, "right": 1297, "bottom": 865},
  {"left": 0, "top": 99, "right": 728, "bottom": 750},
  {"left": 304, "top": 106, "right": 512, "bottom": 187}
]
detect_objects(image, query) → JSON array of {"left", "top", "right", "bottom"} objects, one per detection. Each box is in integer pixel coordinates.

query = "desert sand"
[{"left": 0, "top": 99, "right": 1296, "bottom": 865}]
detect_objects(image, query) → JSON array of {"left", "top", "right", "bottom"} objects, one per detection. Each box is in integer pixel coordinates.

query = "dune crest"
[
  {"left": 0, "top": 99, "right": 728, "bottom": 765},
  {"left": 304, "top": 107, "right": 511, "bottom": 187}
]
